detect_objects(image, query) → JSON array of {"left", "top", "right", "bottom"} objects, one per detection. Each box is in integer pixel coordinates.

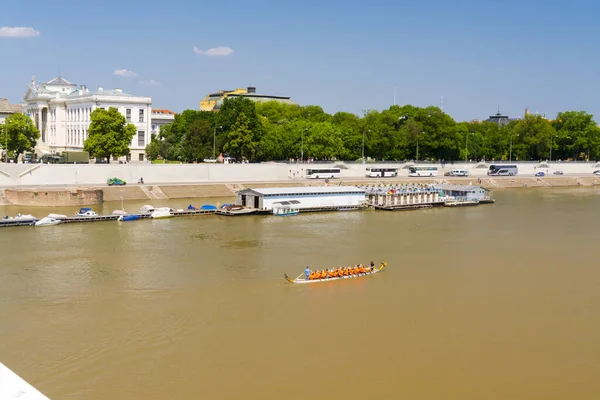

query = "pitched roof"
[
  {"left": 45, "top": 76, "right": 76, "bottom": 86},
  {"left": 0, "top": 98, "right": 19, "bottom": 114},
  {"left": 152, "top": 109, "right": 175, "bottom": 115}
]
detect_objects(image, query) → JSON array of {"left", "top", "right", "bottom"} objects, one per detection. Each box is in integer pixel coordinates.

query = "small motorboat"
[
  {"left": 150, "top": 207, "right": 174, "bottom": 219},
  {"left": 77, "top": 208, "right": 98, "bottom": 217},
  {"left": 117, "top": 214, "right": 140, "bottom": 222},
  {"left": 139, "top": 205, "right": 155, "bottom": 214},
  {"left": 35, "top": 216, "right": 61, "bottom": 227}
]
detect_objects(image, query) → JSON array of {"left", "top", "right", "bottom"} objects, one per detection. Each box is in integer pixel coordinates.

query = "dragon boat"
[{"left": 285, "top": 262, "right": 387, "bottom": 284}]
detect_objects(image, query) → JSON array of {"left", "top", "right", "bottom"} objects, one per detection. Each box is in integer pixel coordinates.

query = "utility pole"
[{"left": 213, "top": 126, "right": 222, "bottom": 160}]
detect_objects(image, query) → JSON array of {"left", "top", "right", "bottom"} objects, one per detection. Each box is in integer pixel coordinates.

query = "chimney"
[
  {"left": 114, "top": 88, "right": 123, "bottom": 94},
  {"left": 525, "top": 108, "right": 530, "bottom": 116},
  {"left": 247, "top": 86, "right": 256, "bottom": 94},
  {"left": 98, "top": 86, "right": 103, "bottom": 91}
]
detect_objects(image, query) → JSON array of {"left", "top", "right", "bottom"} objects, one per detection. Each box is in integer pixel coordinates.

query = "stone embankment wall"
[
  {"left": 4, "top": 188, "right": 103, "bottom": 206},
  {"left": 2, "top": 161, "right": 600, "bottom": 187}
]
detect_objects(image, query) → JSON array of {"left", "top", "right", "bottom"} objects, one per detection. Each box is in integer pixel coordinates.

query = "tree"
[
  {"left": 181, "top": 119, "right": 212, "bottom": 162},
  {"left": 224, "top": 113, "right": 255, "bottom": 161},
  {"left": 552, "top": 111, "right": 600, "bottom": 160},
  {"left": 84, "top": 107, "right": 136, "bottom": 163},
  {"left": 0, "top": 113, "right": 39, "bottom": 161},
  {"left": 145, "top": 134, "right": 161, "bottom": 161}
]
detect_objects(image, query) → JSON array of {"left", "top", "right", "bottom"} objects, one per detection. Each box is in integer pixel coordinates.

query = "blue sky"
[{"left": 0, "top": 0, "right": 598, "bottom": 122}]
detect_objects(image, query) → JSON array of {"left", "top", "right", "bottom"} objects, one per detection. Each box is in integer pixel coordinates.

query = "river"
[{"left": 1, "top": 188, "right": 599, "bottom": 399}]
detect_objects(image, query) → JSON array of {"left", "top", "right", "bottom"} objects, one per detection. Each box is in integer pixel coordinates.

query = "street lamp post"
[
  {"left": 362, "top": 129, "right": 370, "bottom": 162},
  {"left": 301, "top": 128, "right": 306, "bottom": 163},
  {"left": 549, "top": 135, "right": 554, "bottom": 162},
  {"left": 213, "top": 125, "right": 222, "bottom": 160},
  {"left": 509, "top": 133, "right": 518, "bottom": 163},
  {"left": 417, "top": 132, "right": 422, "bottom": 163},
  {"left": 465, "top": 132, "right": 475, "bottom": 162}
]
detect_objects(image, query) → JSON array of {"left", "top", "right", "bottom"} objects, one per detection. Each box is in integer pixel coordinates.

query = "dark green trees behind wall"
[{"left": 145, "top": 98, "right": 600, "bottom": 163}]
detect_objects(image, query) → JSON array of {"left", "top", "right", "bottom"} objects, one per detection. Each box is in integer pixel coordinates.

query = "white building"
[
  {"left": 151, "top": 109, "right": 175, "bottom": 137},
  {"left": 23, "top": 76, "right": 152, "bottom": 162},
  {"left": 236, "top": 186, "right": 367, "bottom": 210}
]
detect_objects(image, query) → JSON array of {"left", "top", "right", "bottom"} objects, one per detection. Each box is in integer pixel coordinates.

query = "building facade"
[
  {"left": 151, "top": 109, "right": 175, "bottom": 137},
  {"left": 23, "top": 76, "right": 152, "bottom": 161},
  {"left": 200, "top": 86, "right": 295, "bottom": 111}
]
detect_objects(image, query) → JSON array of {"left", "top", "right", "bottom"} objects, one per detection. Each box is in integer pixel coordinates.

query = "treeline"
[{"left": 145, "top": 97, "right": 600, "bottom": 162}]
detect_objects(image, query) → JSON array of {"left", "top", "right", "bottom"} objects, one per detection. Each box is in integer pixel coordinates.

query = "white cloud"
[
  {"left": 113, "top": 69, "right": 137, "bottom": 77},
  {"left": 0, "top": 27, "right": 40, "bottom": 37},
  {"left": 140, "top": 79, "right": 160, "bottom": 87},
  {"left": 193, "top": 46, "right": 234, "bottom": 56}
]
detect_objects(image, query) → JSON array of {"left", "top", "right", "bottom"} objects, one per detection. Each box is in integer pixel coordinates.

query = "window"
[
  {"left": 126, "top": 108, "right": 131, "bottom": 122},
  {"left": 139, "top": 109, "right": 144, "bottom": 122},
  {"left": 139, "top": 154, "right": 145, "bottom": 161},
  {"left": 137, "top": 131, "right": 145, "bottom": 146}
]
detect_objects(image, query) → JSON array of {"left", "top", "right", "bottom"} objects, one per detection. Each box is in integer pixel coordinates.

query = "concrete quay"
[
  {"left": 2, "top": 161, "right": 600, "bottom": 187},
  {"left": 0, "top": 162, "right": 599, "bottom": 206}
]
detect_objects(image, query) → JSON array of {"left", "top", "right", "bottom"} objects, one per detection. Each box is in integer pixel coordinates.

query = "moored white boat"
[
  {"left": 285, "top": 262, "right": 387, "bottom": 284},
  {"left": 150, "top": 207, "right": 174, "bottom": 219},
  {"left": 35, "top": 216, "right": 62, "bottom": 226},
  {"left": 76, "top": 207, "right": 98, "bottom": 217}
]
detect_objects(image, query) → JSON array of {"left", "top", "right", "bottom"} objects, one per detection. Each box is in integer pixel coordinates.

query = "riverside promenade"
[{"left": 1, "top": 161, "right": 599, "bottom": 205}]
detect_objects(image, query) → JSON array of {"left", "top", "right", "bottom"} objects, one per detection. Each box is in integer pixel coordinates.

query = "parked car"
[
  {"left": 594, "top": 170, "right": 600, "bottom": 175},
  {"left": 535, "top": 172, "right": 545, "bottom": 177},
  {"left": 553, "top": 170, "right": 564, "bottom": 175},
  {"left": 107, "top": 177, "right": 127, "bottom": 186}
]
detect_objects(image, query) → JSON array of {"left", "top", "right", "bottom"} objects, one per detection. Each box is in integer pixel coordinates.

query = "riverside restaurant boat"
[{"left": 285, "top": 262, "right": 387, "bottom": 284}]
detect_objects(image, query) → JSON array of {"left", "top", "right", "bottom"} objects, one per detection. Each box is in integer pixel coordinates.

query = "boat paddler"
[{"left": 304, "top": 266, "right": 311, "bottom": 280}]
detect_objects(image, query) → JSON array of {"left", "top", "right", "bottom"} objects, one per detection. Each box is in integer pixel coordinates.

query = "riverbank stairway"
[
  {"left": 140, "top": 185, "right": 168, "bottom": 200},
  {"left": 0, "top": 189, "right": 9, "bottom": 205}
]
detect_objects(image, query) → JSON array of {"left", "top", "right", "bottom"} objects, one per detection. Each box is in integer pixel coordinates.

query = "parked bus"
[
  {"left": 365, "top": 167, "right": 398, "bottom": 178},
  {"left": 488, "top": 164, "right": 518, "bottom": 176},
  {"left": 408, "top": 166, "right": 438, "bottom": 177},
  {"left": 305, "top": 168, "right": 341, "bottom": 179},
  {"left": 445, "top": 169, "right": 469, "bottom": 177}
]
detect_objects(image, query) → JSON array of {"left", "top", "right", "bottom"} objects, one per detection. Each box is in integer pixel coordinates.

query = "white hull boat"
[
  {"left": 35, "top": 216, "right": 62, "bottom": 227},
  {"left": 151, "top": 207, "right": 174, "bottom": 219}
]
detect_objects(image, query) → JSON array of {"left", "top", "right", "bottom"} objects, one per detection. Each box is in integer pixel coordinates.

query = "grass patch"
[{"left": 151, "top": 160, "right": 181, "bottom": 164}]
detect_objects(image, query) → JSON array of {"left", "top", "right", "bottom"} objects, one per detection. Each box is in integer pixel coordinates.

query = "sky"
[{"left": 1, "top": 0, "right": 599, "bottom": 122}]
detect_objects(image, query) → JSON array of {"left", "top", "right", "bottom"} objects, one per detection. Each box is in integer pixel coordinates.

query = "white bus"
[
  {"left": 365, "top": 167, "right": 399, "bottom": 178},
  {"left": 488, "top": 164, "right": 518, "bottom": 176},
  {"left": 446, "top": 169, "right": 469, "bottom": 177},
  {"left": 305, "top": 168, "right": 341, "bottom": 179},
  {"left": 408, "top": 166, "right": 438, "bottom": 177}
]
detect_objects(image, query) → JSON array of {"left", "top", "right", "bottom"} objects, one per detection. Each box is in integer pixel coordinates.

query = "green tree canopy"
[
  {"left": 0, "top": 113, "right": 39, "bottom": 160},
  {"left": 144, "top": 101, "right": 600, "bottom": 163},
  {"left": 84, "top": 107, "right": 136, "bottom": 163}
]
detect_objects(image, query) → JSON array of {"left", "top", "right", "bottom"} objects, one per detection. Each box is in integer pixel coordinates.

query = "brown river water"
[{"left": 1, "top": 189, "right": 600, "bottom": 399}]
